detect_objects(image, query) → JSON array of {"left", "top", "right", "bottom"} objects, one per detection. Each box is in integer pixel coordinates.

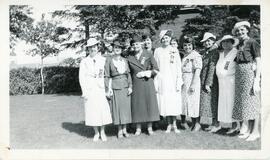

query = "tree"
[
  {"left": 26, "top": 14, "right": 65, "bottom": 94},
  {"left": 9, "top": 5, "right": 34, "bottom": 55},
  {"left": 52, "top": 5, "right": 185, "bottom": 49},
  {"left": 181, "top": 5, "right": 260, "bottom": 49}
]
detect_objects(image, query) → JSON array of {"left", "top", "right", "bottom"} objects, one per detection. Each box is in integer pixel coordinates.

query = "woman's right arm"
[{"left": 79, "top": 60, "right": 87, "bottom": 97}]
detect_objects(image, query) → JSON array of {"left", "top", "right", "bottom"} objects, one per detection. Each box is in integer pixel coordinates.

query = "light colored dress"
[
  {"left": 181, "top": 50, "right": 202, "bottom": 118},
  {"left": 154, "top": 45, "right": 183, "bottom": 116},
  {"left": 216, "top": 48, "right": 238, "bottom": 123},
  {"left": 79, "top": 54, "right": 112, "bottom": 126}
]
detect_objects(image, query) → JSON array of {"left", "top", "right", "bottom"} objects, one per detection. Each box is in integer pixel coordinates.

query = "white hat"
[
  {"left": 86, "top": 38, "right": 100, "bottom": 47},
  {"left": 218, "top": 35, "right": 239, "bottom": 47},
  {"left": 200, "top": 32, "right": 216, "bottom": 42},
  {"left": 232, "top": 21, "right": 251, "bottom": 35},
  {"left": 159, "top": 30, "right": 173, "bottom": 40}
]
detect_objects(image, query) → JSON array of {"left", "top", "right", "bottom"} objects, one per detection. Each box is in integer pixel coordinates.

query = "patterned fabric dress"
[
  {"left": 199, "top": 48, "right": 219, "bottom": 119},
  {"left": 181, "top": 50, "right": 202, "bottom": 118},
  {"left": 232, "top": 38, "right": 261, "bottom": 120}
]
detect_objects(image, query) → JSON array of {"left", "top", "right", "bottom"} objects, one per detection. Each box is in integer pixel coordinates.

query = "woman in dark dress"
[
  {"left": 104, "top": 40, "right": 133, "bottom": 138},
  {"left": 232, "top": 21, "right": 261, "bottom": 141},
  {"left": 199, "top": 32, "right": 220, "bottom": 132},
  {"left": 126, "top": 35, "right": 160, "bottom": 136}
]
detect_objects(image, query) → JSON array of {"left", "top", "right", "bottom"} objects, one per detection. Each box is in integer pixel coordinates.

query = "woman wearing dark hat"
[
  {"left": 199, "top": 32, "right": 220, "bottom": 132},
  {"left": 126, "top": 35, "right": 160, "bottom": 136},
  {"left": 79, "top": 37, "right": 112, "bottom": 142},
  {"left": 154, "top": 30, "right": 182, "bottom": 133},
  {"left": 211, "top": 35, "right": 240, "bottom": 133},
  {"left": 231, "top": 21, "right": 261, "bottom": 141},
  {"left": 104, "top": 40, "right": 133, "bottom": 138},
  {"left": 181, "top": 36, "right": 202, "bottom": 131}
]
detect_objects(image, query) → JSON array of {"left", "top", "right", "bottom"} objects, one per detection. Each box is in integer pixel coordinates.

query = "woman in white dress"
[
  {"left": 154, "top": 30, "right": 182, "bottom": 133},
  {"left": 79, "top": 38, "right": 112, "bottom": 142},
  {"left": 212, "top": 35, "right": 240, "bottom": 134},
  {"left": 181, "top": 36, "right": 202, "bottom": 131}
]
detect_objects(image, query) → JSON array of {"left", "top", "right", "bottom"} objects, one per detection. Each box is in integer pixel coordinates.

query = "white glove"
[
  {"left": 127, "top": 87, "right": 132, "bottom": 95},
  {"left": 136, "top": 71, "right": 145, "bottom": 78},
  {"left": 106, "top": 88, "right": 113, "bottom": 98},
  {"left": 144, "top": 70, "right": 152, "bottom": 78}
]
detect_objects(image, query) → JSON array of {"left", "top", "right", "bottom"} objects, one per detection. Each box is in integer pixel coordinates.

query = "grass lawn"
[{"left": 10, "top": 94, "right": 261, "bottom": 149}]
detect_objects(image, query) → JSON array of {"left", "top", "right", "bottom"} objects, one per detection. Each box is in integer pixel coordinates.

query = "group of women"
[{"left": 79, "top": 21, "right": 261, "bottom": 142}]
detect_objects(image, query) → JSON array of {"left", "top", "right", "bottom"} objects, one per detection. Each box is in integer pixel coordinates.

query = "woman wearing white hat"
[
  {"left": 181, "top": 36, "right": 202, "bottom": 131},
  {"left": 231, "top": 21, "right": 261, "bottom": 141},
  {"left": 79, "top": 37, "right": 112, "bottom": 142},
  {"left": 199, "top": 32, "right": 220, "bottom": 132},
  {"left": 211, "top": 35, "right": 240, "bottom": 133},
  {"left": 154, "top": 30, "right": 182, "bottom": 133}
]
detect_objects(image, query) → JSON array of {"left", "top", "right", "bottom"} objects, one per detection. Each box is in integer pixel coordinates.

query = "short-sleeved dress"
[
  {"left": 104, "top": 56, "right": 132, "bottom": 125},
  {"left": 199, "top": 48, "right": 219, "bottom": 119},
  {"left": 232, "top": 38, "right": 261, "bottom": 120},
  {"left": 181, "top": 50, "right": 202, "bottom": 118}
]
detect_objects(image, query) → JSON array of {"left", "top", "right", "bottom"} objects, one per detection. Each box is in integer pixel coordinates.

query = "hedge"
[{"left": 10, "top": 66, "right": 82, "bottom": 95}]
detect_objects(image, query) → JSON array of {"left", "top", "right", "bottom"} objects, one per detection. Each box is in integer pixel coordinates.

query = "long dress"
[
  {"left": 232, "top": 38, "right": 261, "bottom": 120},
  {"left": 104, "top": 56, "right": 132, "bottom": 125},
  {"left": 199, "top": 48, "right": 219, "bottom": 119},
  {"left": 216, "top": 48, "right": 237, "bottom": 123},
  {"left": 181, "top": 50, "right": 202, "bottom": 118},
  {"left": 79, "top": 54, "right": 112, "bottom": 126},
  {"left": 154, "top": 45, "right": 183, "bottom": 116},
  {"left": 127, "top": 50, "right": 160, "bottom": 123}
]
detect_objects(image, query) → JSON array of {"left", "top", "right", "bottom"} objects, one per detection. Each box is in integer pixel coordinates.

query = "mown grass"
[{"left": 10, "top": 94, "right": 261, "bottom": 149}]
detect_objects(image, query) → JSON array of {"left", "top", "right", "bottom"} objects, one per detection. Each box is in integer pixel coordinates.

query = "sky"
[{"left": 11, "top": 5, "right": 82, "bottom": 65}]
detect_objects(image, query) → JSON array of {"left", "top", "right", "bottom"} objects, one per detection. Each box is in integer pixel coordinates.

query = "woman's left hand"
[
  {"left": 188, "top": 85, "right": 195, "bottom": 94},
  {"left": 127, "top": 87, "right": 133, "bottom": 95},
  {"left": 253, "top": 79, "right": 261, "bottom": 94}
]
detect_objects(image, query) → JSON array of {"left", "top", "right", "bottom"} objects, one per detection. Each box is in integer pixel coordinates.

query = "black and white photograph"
[{"left": 1, "top": 1, "right": 270, "bottom": 160}]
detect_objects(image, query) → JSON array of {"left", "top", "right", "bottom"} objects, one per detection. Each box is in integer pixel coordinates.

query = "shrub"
[
  {"left": 10, "top": 67, "right": 42, "bottom": 95},
  {"left": 10, "top": 66, "right": 82, "bottom": 95}
]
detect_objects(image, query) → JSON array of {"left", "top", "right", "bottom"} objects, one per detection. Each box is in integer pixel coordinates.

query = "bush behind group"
[{"left": 10, "top": 66, "right": 81, "bottom": 95}]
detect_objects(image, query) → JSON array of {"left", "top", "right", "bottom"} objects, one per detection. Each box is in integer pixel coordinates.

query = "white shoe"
[
  {"left": 246, "top": 134, "right": 260, "bottom": 141},
  {"left": 209, "top": 126, "right": 221, "bottom": 133},
  {"left": 135, "top": 129, "right": 141, "bottom": 136},
  {"left": 165, "top": 125, "right": 172, "bottom": 133},
  {"left": 148, "top": 128, "right": 154, "bottom": 135},
  {"left": 93, "top": 134, "right": 99, "bottom": 142},
  {"left": 238, "top": 132, "right": 250, "bottom": 139},
  {"left": 173, "top": 126, "right": 181, "bottom": 134},
  {"left": 100, "top": 133, "right": 107, "bottom": 142}
]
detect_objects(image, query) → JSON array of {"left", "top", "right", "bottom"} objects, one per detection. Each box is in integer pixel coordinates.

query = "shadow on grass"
[{"left": 62, "top": 121, "right": 119, "bottom": 138}]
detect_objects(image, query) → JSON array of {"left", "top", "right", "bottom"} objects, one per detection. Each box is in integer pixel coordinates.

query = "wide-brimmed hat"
[
  {"left": 200, "top": 32, "right": 216, "bottom": 42},
  {"left": 159, "top": 30, "right": 173, "bottom": 40},
  {"left": 232, "top": 21, "right": 251, "bottom": 35},
  {"left": 86, "top": 38, "right": 100, "bottom": 47},
  {"left": 219, "top": 35, "right": 239, "bottom": 46}
]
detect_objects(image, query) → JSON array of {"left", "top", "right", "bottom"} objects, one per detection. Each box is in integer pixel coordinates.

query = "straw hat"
[
  {"left": 232, "top": 21, "right": 251, "bottom": 35},
  {"left": 159, "top": 30, "right": 173, "bottom": 40},
  {"left": 86, "top": 38, "right": 100, "bottom": 47},
  {"left": 200, "top": 32, "right": 216, "bottom": 42},
  {"left": 219, "top": 35, "right": 239, "bottom": 46}
]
